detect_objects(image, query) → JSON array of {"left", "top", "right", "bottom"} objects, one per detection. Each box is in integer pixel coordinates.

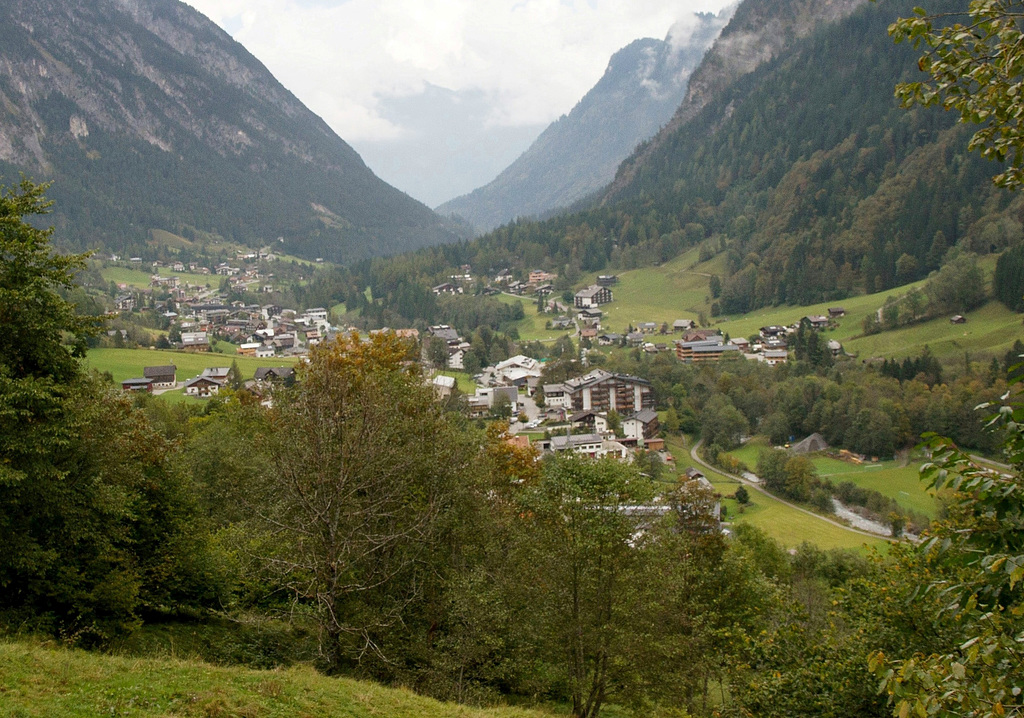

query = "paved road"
[{"left": 689, "top": 438, "right": 893, "bottom": 542}]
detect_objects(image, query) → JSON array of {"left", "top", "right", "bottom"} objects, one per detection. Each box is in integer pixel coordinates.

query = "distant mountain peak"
[{"left": 435, "top": 10, "right": 731, "bottom": 233}]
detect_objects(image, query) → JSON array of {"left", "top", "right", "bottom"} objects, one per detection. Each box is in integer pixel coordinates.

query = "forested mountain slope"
[
  {"left": 0, "top": 0, "right": 463, "bottom": 262},
  {"left": 376, "top": 0, "right": 1020, "bottom": 319},
  {"left": 436, "top": 11, "right": 729, "bottom": 233}
]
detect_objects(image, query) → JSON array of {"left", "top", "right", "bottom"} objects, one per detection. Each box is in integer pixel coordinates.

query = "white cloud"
[{"left": 183, "top": 0, "right": 733, "bottom": 142}]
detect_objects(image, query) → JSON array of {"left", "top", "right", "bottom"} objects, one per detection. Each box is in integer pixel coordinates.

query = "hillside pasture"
[{"left": 84, "top": 348, "right": 297, "bottom": 384}]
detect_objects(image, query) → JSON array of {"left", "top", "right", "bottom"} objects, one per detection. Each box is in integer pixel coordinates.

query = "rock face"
[
  {"left": 436, "top": 11, "right": 730, "bottom": 233},
  {"left": 0, "top": 0, "right": 463, "bottom": 261},
  {"left": 602, "top": 0, "right": 862, "bottom": 204}
]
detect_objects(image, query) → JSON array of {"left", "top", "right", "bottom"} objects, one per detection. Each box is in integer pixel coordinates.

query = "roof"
[
  {"left": 183, "top": 376, "right": 224, "bottom": 388},
  {"left": 673, "top": 319, "right": 695, "bottom": 328},
  {"left": 569, "top": 410, "right": 601, "bottom": 422},
  {"left": 121, "top": 377, "right": 153, "bottom": 386},
  {"left": 628, "top": 409, "right": 659, "bottom": 424},
  {"left": 543, "top": 383, "right": 566, "bottom": 394},
  {"left": 201, "top": 367, "right": 231, "bottom": 379},
  {"left": 692, "top": 343, "right": 739, "bottom": 354},
  {"left": 791, "top": 433, "right": 828, "bottom": 454},
  {"left": 144, "top": 365, "right": 176, "bottom": 378},
  {"left": 432, "top": 375, "right": 456, "bottom": 389},
  {"left": 550, "top": 433, "right": 604, "bottom": 450},
  {"left": 253, "top": 367, "right": 295, "bottom": 381},
  {"left": 575, "top": 285, "right": 607, "bottom": 298}
]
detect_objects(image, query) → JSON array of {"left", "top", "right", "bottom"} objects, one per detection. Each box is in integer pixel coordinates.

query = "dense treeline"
[{"left": 598, "top": 348, "right": 1011, "bottom": 458}]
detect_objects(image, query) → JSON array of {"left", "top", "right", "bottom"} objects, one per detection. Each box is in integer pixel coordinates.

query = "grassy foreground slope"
[{"left": 0, "top": 640, "right": 548, "bottom": 718}]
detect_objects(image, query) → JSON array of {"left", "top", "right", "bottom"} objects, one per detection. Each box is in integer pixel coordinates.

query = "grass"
[
  {"left": 0, "top": 639, "right": 549, "bottom": 718},
  {"left": 723, "top": 437, "right": 941, "bottom": 518},
  {"left": 436, "top": 370, "right": 478, "bottom": 394},
  {"left": 497, "top": 294, "right": 575, "bottom": 343},
  {"left": 100, "top": 265, "right": 217, "bottom": 290},
  {"left": 84, "top": 348, "right": 297, "bottom": 384},
  {"left": 664, "top": 438, "right": 887, "bottom": 552},
  {"left": 577, "top": 249, "right": 1018, "bottom": 361}
]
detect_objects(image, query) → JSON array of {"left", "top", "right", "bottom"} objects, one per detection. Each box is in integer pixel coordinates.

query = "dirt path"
[{"left": 689, "top": 439, "right": 893, "bottom": 541}]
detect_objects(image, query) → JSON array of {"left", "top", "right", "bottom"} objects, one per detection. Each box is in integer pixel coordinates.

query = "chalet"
[
  {"left": 253, "top": 367, "right": 295, "bottom": 384},
  {"left": 672, "top": 319, "right": 695, "bottom": 333},
  {"left": 550, "top": 316, "right": 573, "bottom": 330},
  {"left": 680, "top": 329, "right": 721, "bottom": 342},
  {"left": 580, "top": 327, "right": 598, "bottom": 340},
  {"left": 804, "top": 315, "right": 829, "bottom": 330},
  {"left": 569, "top": 410, "right": 609, "bottom": 433},
  {"left": 574, "top": 285, "right": 613, "bottom": 308},
  {"left": 828, "top": 307, "right": 846, "bottom": 318},
  {"left": 143, "top": 365, "right": 176, "bottom": 388},
  {"left": 534, "top": 283, "right": 554, "bottom": 296},
  {"left": 596, "top": 275, "right": 619, "bottom": 286},
  {"left": 951, "top": 315, "right": 967, "bottom": 324},
  {"left": 637, "top": 322, "right": 658, "bottom": 333},
  {"left": 432, "top": 282, "right": 460, "bottom": 295},
  {"left": 181, "top": 331, "right": 209, "bottom": 351},
  {"left": 578, "top": 308, "right": 603, "bottom": 320},
  {"left": 562, "top": 369, "right": 654, "bottom": 414},
  {"left": 428, "top": 325, "right": 461, "bottom": 344},
  {"left": 432, "top": 374, "right": 456, "bottom": 398},
  {"left": 529, "top": 270, "right": 557, "bottom": 283},
  {"left": 183, "top": 375, "right": 224, "bottom": 397},
  {"left": 548, "top": 433, "right": 605, "bottom": 457},
  {"left": 201, "top": 367, "right": 231, "bottom": 382},
  {"left": 760, "top": 349, "right": 789, "bottom": 366},
  {"left": 760, "top": 325, "right": 788, "bottom": 339},
  {"left": 622, "top": 408, "right": 659, "bottom": 444},
  {"left": 494, "top": 269, "right": 513, "bottom": 284},
  {"left": 507, "top": 281, "right": 527, "bottom": 295},
  {"left": 494, "top": 355, "right": 542, "bottom": 384},
  {"left": 115, "top": 293, "right": 135, "bottom": 312},
  {"left": 732, "top": 337, "right": 750, "bottom": 351},
  {"left": 542, "top": 383, "right": 572, "bottom": 409},
  {"left": 121, "top": 377, "right": 153, "bottom": 393},
  {"left": 597, "top": 333, "right": 621, "bottom": 346}
]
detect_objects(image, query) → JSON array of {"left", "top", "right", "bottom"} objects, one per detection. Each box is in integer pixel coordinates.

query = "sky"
[{"left": 183, "top": 0, "right": 733, "bottom": 207}]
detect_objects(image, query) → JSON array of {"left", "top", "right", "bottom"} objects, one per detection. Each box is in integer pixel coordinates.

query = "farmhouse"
[
  {"left": 143, "top": 365, "right": 176, "bottom": 388},
  {"left": 121, "top": 377, "right": 153, "bottom": 392},
  {"left": 183, "top": 375, "right": 224, "bottom": 397}
]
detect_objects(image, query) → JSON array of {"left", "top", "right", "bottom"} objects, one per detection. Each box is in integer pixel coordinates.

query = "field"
[
  {"left": 724, "top": 437, "right": 941, "bottom": 518},
  {"left": 583, "top": 249, "right": 1019, "bottom": 361},
  {"left": 0, "top": 640, "right": 547, "bottom": 718},
  {"left": 84, "top": 348, "right": 297, "bottom": 384},
  {"left": 498, "top": 294, "right": 575, "bottom": 343},
  {"left": 435, "top": 369, "right": 478, "bottom": 394},
  {"left": 665, "top": 438, "right": 887, "bottom": 552},
  {"left": 100, "top": 265, "right": 218, "bottom": 290}
]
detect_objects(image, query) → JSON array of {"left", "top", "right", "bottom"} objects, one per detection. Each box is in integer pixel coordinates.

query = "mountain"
[
  {"left": 357, "top": 0, "right": 1021, "bottom": 325},
  {"left": 0, "top": 0, "right": 464, "bottom": 263},
  {"left": 435, "top": 11, "right": 731, "bottom": 233}
]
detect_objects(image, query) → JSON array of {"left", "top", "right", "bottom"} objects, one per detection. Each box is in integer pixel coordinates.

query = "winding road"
[{"left": 688, "top": 438, "right": 894, "bottom": 542}]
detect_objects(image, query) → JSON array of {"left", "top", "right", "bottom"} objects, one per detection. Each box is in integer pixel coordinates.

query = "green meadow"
[
  {"left": 666, "top": 438, "right": 887, "bottom": 552},
  {"left": 0, "top": 640, "right": 547, "bottom": 718},
  {"left": 498, "top": 293, "right": 575, "bottom": 343},
  {"left": 100, "top": 265, "right": 217, "bottom": 290},
  {"left": 577, "top": 249, "right": 1020, "bottom": 361},
  {"left": 84, "top": 348, "right": 297, "bottom": 383},
  {"left": 723, "top": 437, "right": 940, "bottom": 518}
]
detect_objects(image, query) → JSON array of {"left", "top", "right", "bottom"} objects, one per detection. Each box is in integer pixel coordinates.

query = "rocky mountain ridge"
[{"left": 0, "top": 0, "right": 462, "bottom": 262}]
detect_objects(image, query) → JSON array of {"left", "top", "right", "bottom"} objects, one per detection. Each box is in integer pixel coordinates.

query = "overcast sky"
[{"left": 183, "top": 0, "right": 733, "bottom": 207}]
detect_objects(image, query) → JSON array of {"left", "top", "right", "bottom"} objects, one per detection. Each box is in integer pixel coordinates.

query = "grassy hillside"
[
  {"left": 0, "top": 640, "right": 549, "bottom": 718},
  {"left": 100, "top": 265, "right": 218, "bottom": 290},
  {"left": 586, "top": 251, "right": 1020, "bottom": 361}
]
